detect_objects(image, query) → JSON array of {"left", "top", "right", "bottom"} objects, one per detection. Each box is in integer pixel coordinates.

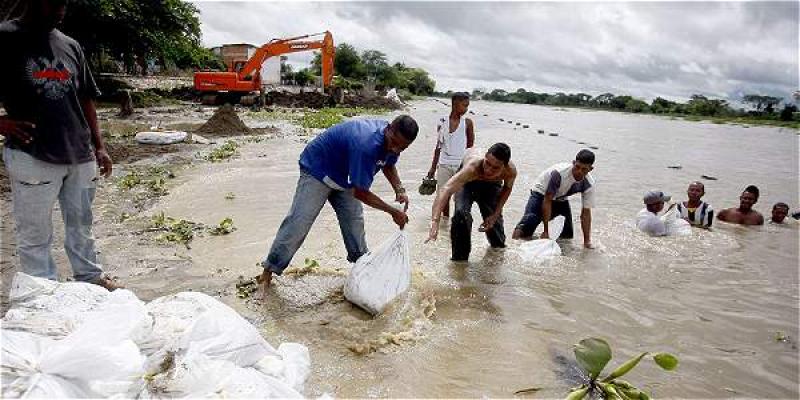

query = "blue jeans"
[
  {"left": 3, "top": 147, "right": 103, "bottom": 282},
  {"left": 262, "top": 171, "right": 367, "bottom": 275},
  {"left": 515, "top": 191, "right": 574, "bottom": 239}
]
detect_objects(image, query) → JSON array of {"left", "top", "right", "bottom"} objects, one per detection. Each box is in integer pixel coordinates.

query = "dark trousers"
[
  {"left": 515, "top": 191, "right": 574, "bottom": 239},
  {"left": 450, "top": 181, "right": 506, "bottom": 261}
]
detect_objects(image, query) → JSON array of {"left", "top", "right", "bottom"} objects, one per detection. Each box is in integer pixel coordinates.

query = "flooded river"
[{"left": 116, "top": 99, "right": 798, "bottom": 398}]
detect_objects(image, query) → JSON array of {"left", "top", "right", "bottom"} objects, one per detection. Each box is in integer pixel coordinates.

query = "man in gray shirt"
[{"left": 0, "top": 0, "right": 121, "bottom": 290}]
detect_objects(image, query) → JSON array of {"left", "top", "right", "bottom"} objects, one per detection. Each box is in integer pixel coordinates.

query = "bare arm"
[
  {"left": 581, "top": 208, "right": 593, "bottom": 248},
  {"left": 427, "top": 162, "right": 478, "bottom": 241},
  {"left": 428, "top": 122, "right": 444, "bottom": 177},
  {"left": 481, "top": 164, "right": 516, "bottom": 231},
  {"left": 354, "top": 187, "right": 408, "bottom": 228},
  {"left": 466, "top": 118, "right": 475, "bottom": 148},
  {"left": 540, "top": 193, "right": 554, "bottom": 238},
  {"left": 382, "top": 164, "right": 408, "bottom": 211},
  {"left": 80, "top": 97, "right": 113, "bottom": 177},
  {"left": 427, "top": 147, "right": 441, "bottom": 178}
]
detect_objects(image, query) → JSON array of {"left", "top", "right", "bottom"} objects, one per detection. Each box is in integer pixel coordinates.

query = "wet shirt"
[
  {"left": 637, "top": 208, "right": 667, "bottom": 236},
  {"left": 677, "top": 201, "right": 714, "bottom": 227},
  {"left": 532, "top": 162, "right": 596, "bottom": 208},
  {"left": 299, "top": 119, "right": 398, "bottom": 190},
  {"left": 0, "top": 20, "right": 100, "bottom": 164}
]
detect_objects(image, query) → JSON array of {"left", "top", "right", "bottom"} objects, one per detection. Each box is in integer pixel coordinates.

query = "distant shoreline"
[{"left": 464, "top": 99, "right": 800, "bottom": 131}]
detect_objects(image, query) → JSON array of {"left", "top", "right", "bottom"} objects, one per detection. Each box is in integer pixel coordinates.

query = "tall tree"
[{"left": 334, "top": 43, "right": 365, "bottom": 79}]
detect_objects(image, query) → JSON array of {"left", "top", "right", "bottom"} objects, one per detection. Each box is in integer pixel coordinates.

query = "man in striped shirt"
[{"left": 676, "top": 181, "right": 714, "bottom": 228}]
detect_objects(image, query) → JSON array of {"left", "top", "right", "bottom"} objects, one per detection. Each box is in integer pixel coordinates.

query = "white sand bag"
[
  {"left": 1, "top": 291, "right": 147, "bottom": 398},
  {"left": 662, "top": 207, "right": 692, "bottom": 236},
  {"left": 140, "top": 352, "right": 303, "bottom": 399},
  {"left": 518, "top": 215, "right": 566, "bottom": 261},
  {"left": 344, "top": 230, "right": 411, "bottom": 315},
  {"left": 135, "top": 130, "right": 188, "bottom": 145},
  {"left": 3, "top": 274, "right": 111, "bottom": 338},
  {"left": 137, "top": 292, "right": 311, "bottom": 397}
]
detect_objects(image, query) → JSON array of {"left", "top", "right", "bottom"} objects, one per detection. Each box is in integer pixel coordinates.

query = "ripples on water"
[{"left": 153, "top": 99, "right": 798, "bottom": 398}]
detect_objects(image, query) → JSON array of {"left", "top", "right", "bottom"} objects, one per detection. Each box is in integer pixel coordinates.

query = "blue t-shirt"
[{"left": 299, "top": 119, "right": 398, "bottom": 190}]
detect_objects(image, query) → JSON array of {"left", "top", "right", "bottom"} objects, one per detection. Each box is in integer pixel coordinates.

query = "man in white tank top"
[{"left": 426, "top": 92, "right": 474, "bottom": 217}]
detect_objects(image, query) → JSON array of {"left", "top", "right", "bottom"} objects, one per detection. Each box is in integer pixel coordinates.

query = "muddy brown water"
[{"left": 2, "top": 100, "right": 798, "bottom": 398}]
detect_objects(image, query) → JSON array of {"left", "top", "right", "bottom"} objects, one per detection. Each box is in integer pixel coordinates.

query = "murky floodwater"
[{"left": 143, "top": 100, "right": 798, "bottom": 398}]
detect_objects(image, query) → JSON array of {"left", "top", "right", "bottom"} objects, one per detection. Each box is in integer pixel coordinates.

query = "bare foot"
[
  {"left": 512, "top": 228, "right": 533, "bottom": 241},
  {"left": 253, "top": 270, "right": 272, "bottom": 300},
  {"left": 92, "top": 275, "right": 124, "bottom": 291}
]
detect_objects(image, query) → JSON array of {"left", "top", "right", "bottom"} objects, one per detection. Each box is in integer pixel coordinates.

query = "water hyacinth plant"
[{"left": 566, "top": 338, "right": 678, "bottom": 400}]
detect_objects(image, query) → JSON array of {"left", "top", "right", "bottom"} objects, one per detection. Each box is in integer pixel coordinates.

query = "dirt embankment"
[{"left": 264, "top": 91, "right": 403, "bottom": 110}]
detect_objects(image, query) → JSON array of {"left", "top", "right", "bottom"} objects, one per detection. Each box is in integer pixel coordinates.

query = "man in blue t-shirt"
[{"left": 256, "top": 115, "right": 419, "bottom": 296}]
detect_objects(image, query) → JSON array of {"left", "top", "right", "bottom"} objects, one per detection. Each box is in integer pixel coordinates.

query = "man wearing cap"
[
  {"left": 637, "top": 191, "right": 673, "bottom": 236},
  {"left": 0, "top": 0, "right": 121, "bottom": 290}
]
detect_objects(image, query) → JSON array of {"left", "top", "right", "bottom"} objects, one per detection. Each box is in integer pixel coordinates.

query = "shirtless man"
[
  {"left": 427, "top": 143, "right": 517, "bottom": 261},
  {"left": 717, "top": 185, "right": 764, "bottom": 226}
]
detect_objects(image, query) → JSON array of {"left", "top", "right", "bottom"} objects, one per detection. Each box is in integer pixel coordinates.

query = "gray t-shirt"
[{"left": 0, "top": 20, "right": 101, "bottom": 164}]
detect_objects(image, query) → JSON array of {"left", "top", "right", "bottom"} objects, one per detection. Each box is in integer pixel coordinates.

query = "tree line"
[
  {"left": 442, "top": 89, "right": 798, "bottom": 122},
  {"left": 43, "top": 0, "right": 436, "bottom": 95},
  {"left": 288, "top": 43, "right": 435, "bottom": 96}
]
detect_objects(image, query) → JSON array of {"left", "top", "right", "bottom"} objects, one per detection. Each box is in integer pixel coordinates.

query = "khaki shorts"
[{"left": 436, "top": 164, "right": 459, "bottom": 195}]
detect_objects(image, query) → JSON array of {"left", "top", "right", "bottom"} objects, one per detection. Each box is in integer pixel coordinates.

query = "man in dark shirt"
[{"left": 0, "top": 0, "right": 121, "bottom": 290}]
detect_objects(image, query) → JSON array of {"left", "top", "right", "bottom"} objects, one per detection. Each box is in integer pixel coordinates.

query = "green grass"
[
  {"left": 116, "top": 166, "right": 175, "bottom": 195},
  {"left": 248, "top": 107, "right": 390, "bottom": 130},
  {"left": 205, "top": 141, "right": 239, "bottom": 162}
]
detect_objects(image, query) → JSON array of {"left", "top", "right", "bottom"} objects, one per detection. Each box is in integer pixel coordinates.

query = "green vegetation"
[
  {"left": 208, "top": 217, "right": 236, "bottom": 236},
  {"left": 462, "top": 89, "right": 798, "bottom": 129},
  {"left": 117, "top": 166, "right": 175, "bottom": 196},
  {"left": 150, "top": 212, "right": 200, "bottom": 245},
  {"left": 303, "top": 44, "right": 435, "bottom": 96},
  {"left": 62, "top": 0, "right": 224, "bottom": 74},
  {"left": 235, "top": 276, "right": 259, "bottom": 299},
  {"left": 248, "top": 107, "right": 389, "bottom": 129},
  {"left": 284, "top": 258, "right": 321, "bottom": 276},
  {"left": 550, "top": 338, "right": 677, "bottom": 400},
  {"left": 205, "top": 141, "right": 240, "bottom": 162}
]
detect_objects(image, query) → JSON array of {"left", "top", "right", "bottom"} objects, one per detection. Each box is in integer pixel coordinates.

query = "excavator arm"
[
  {"left": 194, "top": 31, "right": 334, "bottom": 96},
  {"left": 238, "top": 31, "right": 335, "bottom": 88}
]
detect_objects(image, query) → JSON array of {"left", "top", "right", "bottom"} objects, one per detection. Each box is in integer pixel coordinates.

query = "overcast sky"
[{"left": 194, "top": 1, "right": 798, "bottom": 103}]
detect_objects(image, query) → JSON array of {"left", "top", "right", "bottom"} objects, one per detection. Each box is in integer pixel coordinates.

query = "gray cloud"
[{"left": 194, "top": 1, "right": 798, "bottom": 102}]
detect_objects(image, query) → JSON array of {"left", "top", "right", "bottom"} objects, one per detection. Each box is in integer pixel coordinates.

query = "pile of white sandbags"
[{"left": 1, "top": 273, "right": 310, "bottom": 399}]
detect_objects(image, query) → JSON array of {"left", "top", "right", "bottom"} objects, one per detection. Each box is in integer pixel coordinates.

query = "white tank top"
[{"left": 437, "top": 115, "right": 468, "bottom": 166}]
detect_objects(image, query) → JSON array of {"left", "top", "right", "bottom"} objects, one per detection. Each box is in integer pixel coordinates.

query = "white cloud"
[{"left": 193, "top": 1, "right": 798, "bottom": 102}]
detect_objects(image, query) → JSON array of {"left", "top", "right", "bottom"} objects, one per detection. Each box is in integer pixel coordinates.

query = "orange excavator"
[{"left": 194, "top": 31, "right": 335, "bottom": 105}]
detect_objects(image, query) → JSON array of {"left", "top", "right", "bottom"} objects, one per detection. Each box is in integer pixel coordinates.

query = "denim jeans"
[
  {"left": 450, "top": 180, "right": 506, "bottom": 261},
  {"left": 3, "top": 147, "right": 103, "bottom": 282},
  {"left": 515, "top": 191, "right": 574, "bottom": 239},
  {"left": 263, "top": 170, "right": 367, "bottom": 275}
]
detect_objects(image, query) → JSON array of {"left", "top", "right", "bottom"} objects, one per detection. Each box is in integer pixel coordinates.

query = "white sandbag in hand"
[
  {"left": 661, "top": 207, "right": 691, "bottom": 236},
  {"left": 344, "top": 230, "right": 411, "bottom": 315},
  {"left": 518, "top": 215, "right": 565, "bottom": 261}
]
